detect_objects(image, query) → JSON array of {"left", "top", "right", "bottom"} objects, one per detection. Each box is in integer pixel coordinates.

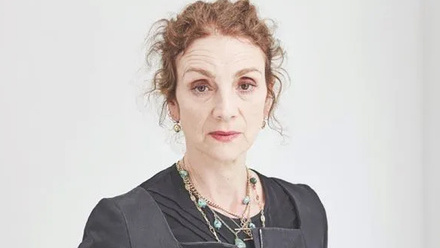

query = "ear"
[
  {"left": 264, "top": 96, "right": 273, "bottom": 118},
  {"left": 168, "top": 99, "right": 180, "bottom": 121},
  {"left": 264, "top": 81, "right": 275, "bottom": 118}
]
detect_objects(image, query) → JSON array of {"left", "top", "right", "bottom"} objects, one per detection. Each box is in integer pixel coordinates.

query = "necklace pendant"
[
  {"left": 248, "top": 222, "right": 256, "bottom": 229},
  {"left": 235, "top": 238, "right": 246, "bottom": 248},
  {"left": 213, "top": 218, "right": 222, "bottom": 230}
]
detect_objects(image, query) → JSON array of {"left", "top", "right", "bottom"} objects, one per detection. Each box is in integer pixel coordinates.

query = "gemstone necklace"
[
  {"left": 176, "top": 158, "right": 266, "bottom": 248},
  {"left": 178, "top": 160, "right": 220, "bottom": 241},
  {"left": 179, "top": 157, "right": 255, "bottom": 230},
  {"left": 208, "top": 207, "right": 247, "bottom": 247}
]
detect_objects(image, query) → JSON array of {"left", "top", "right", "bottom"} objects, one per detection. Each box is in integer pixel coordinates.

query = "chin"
[{"left": 202, "top": 143, "right": 249, "bottom": 162}]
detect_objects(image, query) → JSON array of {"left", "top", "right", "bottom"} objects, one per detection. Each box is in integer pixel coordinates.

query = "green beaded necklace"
[{"left": 176, "top": 158, "right": 266, "bottom": 247}]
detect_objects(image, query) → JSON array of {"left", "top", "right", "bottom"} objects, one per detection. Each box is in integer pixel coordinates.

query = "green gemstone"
[
  {"left": 235, "top": 238, "right": 246, "bottom": 248},
  {"left": 214, "top": 219, "right": 222, "bottom": 229},
  {"left": 249, "top": 222, "right": 256, "bottom": 229},
  {"left": 179, "top": 170, "right": 188, "bottom": 178},
  {"left": 242, "top": 196, "right": 250, "bottom": 205},
  {"left": 197, "top": 198, "right": 207, "bottom": 208},
  {"left": 250, "top": 177, "right": 257, "bottom": 184}
]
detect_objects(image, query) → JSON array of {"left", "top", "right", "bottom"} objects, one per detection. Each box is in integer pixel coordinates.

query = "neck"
[{"left": 183, "top": 148, "right": 248, "bottom": 213}]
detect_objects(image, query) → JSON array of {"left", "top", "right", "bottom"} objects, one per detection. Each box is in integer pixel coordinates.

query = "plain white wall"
[
  {"left": 423, "top": 0, "right": 440, "bottom": 248},
  {"left": 0, "top": 0, "right": 429, "bottom": 247}
]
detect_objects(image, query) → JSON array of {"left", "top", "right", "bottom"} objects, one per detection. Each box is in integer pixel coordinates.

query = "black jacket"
[{"left": 78, "top": 169, "right": 327, "bottom": 248}]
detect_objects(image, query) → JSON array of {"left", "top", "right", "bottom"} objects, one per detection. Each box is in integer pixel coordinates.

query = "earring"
[
  {"left": 173, "top": 121, "right": 182, "bottom": 133},
  {"left": 261, "top": 119, "right": 267, "bottom": 129}
]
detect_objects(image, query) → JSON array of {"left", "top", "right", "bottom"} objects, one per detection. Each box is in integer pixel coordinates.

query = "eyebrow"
[
  {"left": 183, "top": 67, "right": 262, "bottom": 79},
  {"left": 183, "top": 68, "right": 215, "bottom": 79},
  {"left": 235, "top": 68, "right": 262, "bottom": 77}
]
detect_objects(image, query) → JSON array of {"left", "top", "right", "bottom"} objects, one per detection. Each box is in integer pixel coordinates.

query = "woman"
[{"left": 78, "top": 0, "right": 327, "bottom": 247}]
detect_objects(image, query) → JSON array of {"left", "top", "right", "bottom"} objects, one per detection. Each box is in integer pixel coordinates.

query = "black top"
[
  {"left": 79, "top": 164, "right": 327, "bottom": 248},
  {"left": 140, "top": 164, "right": 299, "bottom": 247}
]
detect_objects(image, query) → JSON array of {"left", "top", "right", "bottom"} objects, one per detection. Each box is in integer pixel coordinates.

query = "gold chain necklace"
[
  {"left": 180, "top": 158, "right": 252, "bottom": 223},
  {"left": 179, "top": 164, "right": 221, "bottom": 242},
  {"left": 176, "top": 158, "right": 266, "bottom": 247}
]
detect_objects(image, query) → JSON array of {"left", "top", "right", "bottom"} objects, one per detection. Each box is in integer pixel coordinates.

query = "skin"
[{"left": 168, "top": 34, "right": 272, "bottom": 217}]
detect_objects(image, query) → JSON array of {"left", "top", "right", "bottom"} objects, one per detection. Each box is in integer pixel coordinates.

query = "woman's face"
[{"left": 169, "top": 34, "right": 272, "bottom": 162}]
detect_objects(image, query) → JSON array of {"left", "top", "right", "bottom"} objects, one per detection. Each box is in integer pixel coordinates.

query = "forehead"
[{"left": 176, "top": 35, "right": 266, "bottom": 74}]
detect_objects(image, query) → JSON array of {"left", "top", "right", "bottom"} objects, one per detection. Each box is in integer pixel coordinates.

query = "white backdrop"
[
  {"left": 0, "top": 0, "right": 437, "bottom": 247},
  {"left": 424, "top": 0, "right": 440, "bottom": 248}
]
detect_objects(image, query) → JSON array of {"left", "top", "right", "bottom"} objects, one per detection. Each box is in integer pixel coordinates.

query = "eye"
[
  {"left": 194, "top": 85, "right": 208, "bottom": 93},
  {"left": 191, "top": 81, "right": 212, "bottom": 95},
  {"left": 238, "top": 79, "right": 256, "bottom": 92},
  {"left": 240, "top": 83, "right": 252, "bottom": 90}
]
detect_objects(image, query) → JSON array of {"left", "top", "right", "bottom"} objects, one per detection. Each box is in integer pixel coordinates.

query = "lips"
[{"left": 209, "top": 131, "right": 241, "bottom": 142}]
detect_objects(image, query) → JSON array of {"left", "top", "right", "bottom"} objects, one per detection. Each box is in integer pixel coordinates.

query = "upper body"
[
  {"left": 79, "top": 0, "right": 328, "bottom": 247},
  {"left": 78, "top": 164, "right": 327, "bottom": 248}
]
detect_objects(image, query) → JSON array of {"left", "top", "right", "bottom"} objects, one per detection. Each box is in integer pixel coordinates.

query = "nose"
[{"left": 212, "top": 87, "right": 238, "bottom": 122}]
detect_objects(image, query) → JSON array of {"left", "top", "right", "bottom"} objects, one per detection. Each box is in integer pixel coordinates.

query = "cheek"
[
  {"left": 180, "top": 103, "right": 209, "bottom": 133},
  {"left": 243, "top": 101, "right": 266, "bottom": 129}
]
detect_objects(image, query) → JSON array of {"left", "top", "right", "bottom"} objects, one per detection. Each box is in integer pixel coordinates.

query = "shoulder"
[
  {"left": 79, "top": 188, "right": 152, "bottom": 248},
  {"left": 104, "top": 164, "right": 177, "bottom": 209},
  {"left": 86, "top": 164, "right": 177, "bottom": 215},
  {"left": 268, "top": 176, "right": 323, "bottom": 203},
  {"left": 79, "top": 165, "right": 179, "bottom": 247},
  {"left": 138, "top": 164, "right": 176, "bottom": 190},
  {"left": 260, "top": 174, "right": 328, "bottom": 247},
  {"left": 256, "top": 172, "right": 324, "bottom": 206},
  {"left": 256, "top": 172, "right": 327, "bottom": 222},
  {"left": 255, "top": 172, "right": 328, "bottom": 247},
  {"left": 84, "top": 164, "right": 178, "bottom": 228},
  {"left": 268, "top": 176, "right": 326, "bottom": 216},
  {"left": 82, "top": 187, "right": 157, "bottom": 233}
]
